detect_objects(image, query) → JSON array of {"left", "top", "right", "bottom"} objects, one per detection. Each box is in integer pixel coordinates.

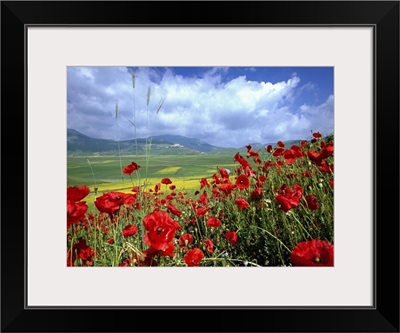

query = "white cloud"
[{"left": 67, "top": 67, "right": 334, "bottom": 147}]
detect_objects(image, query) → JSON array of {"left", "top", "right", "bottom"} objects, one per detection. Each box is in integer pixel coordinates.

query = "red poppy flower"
[
  {"left": 179, "top": 233, "right": 193, "bottom": 246},
  {"left": 122, "top": 161, "right": 141, "bottom": 175},
  {"left": 107, "top": 237, "right": 114, "bottom": 244},
  {"left": 225, "top": 231, "right": 238, "bottom": 246},
  {"left": 253, "top": 156, "right": 262, "bottom": 165},
  {"left": 300, "top": 140, "right": 308, "bottom": 147},
  {"left": 169, "top": 185, "right": 176, "bottom": 190},
  {"left": 143, "top": 210, "right": 180, "bottom": 251},
  {"left": 67, "top": 200, "right": 88, "bottom": 228},
  {"left": 275, "top": 194, "right": 297, "bottom": 212},
  {"left": 144, "top": 242, "right": 176, "bottom": 258},
  {"left": 167, "top": 202, "right": 182, "bottom": 217},
  {"left": 95, "top": 192, "right": 132, "bottom": 215},
  {"left": 266, "top": 145, "right": 273, "bottom": 153},
  {"left": 235, "top": 174, "right": 250, "bottom": 190},
  {"left": 122, "top": 224, "right": 138, "bottom": 238},
  {"left": 307, "top": 149, "right": 321, "bottom": 163},
  {"left": 307, "top": 144, "right": 334, "bottom": 166},
  {"left": 132, "top": 186, "right": 141, "bottom": 193},
  {"left": 161, "top": 178, "right": 172, "bottom": 185},
  {"left": 71, "top": 239, "right": 94, "bottom": 266},
  {"left": 290, "top": 239, "right": 334, "bottom": 266},
  {"left": 250, "top": 187, "right": 263, "bottom": 200},
  {"left": 67, "top": 186, "right": 90, "bottom": 202},
  {"left": 184, "top": 248, "right": 204, "bottom": 266},
  {"left": 283, "top": 149, "right": 296, "bottom": 165},
  {"left": 305, "top": 195, "right": 319, "bottom": 210},
  {"left": 211, "top": 187, "right": 223, "bottom": 199},
  {"left": 235, "top": 198, "right": 249, "bottom": 210},
  {"left": 329, "top": 179, "right": 334, "bottom": 188},
  {"left": 198, "top": 192, "right": 209, "bottom": 206},
  {"left": 204, "top": 239, "right": 214, "bottom": 253},
  {"left": 318, "top": 144, "right": 334, "bottom": 160},
  {"left": 218, "top": 183, "right": 236, "bottom": 196},
  {"left": 247, "top": 150, "right": 259, "bottom": 158},
  {"left": 234, "top": 152, "right": 250, "bottom": 168},
  {"left": 290, "top": 145, "right": 303, "bottom": 158},
  {"left": 277, "top": 141, "right": 285, "bottom": 147},
  {"left": 273, "top": 147, "right": 284, "bottom": 157},
  {"left": 218, "top": 168, "right": 230, "bottom": 179},
  {"left": 312, "top": 132, "right": 322, "bottom": 138},
  {"left": 200, "top": 178, "right": 210, "bottom": 189},
  {"left": 275, "top": 184, "right": 303, "bottom": 212},
  {"left": 206, "top": 217, "right": 221, "bottom": 228},
  {"left": 195, "top": 207, "right": 209, "bottom": 217}
]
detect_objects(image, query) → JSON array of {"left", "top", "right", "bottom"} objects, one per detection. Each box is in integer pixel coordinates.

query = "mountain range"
[{"left": 67, "top": 128, "right": 303, "bottom": 156}]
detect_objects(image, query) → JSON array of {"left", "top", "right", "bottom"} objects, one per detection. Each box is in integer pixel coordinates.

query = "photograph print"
[{"left": 67, "top": 66, "right": 334, "bottom": 268}]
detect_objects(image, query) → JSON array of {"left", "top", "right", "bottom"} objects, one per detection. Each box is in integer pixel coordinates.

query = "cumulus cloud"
[{"left": 67, "top": 67, "right": 334, "bottom": 147}]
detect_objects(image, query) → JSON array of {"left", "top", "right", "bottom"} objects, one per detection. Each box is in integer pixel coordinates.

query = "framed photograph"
[{"left": 2, "top": 1, "right": 399, "bottom": 332}]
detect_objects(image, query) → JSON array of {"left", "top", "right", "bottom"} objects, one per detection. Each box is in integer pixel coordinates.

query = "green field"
[{"left": 68, "top": 153, "right": 240, "bottom": 209}]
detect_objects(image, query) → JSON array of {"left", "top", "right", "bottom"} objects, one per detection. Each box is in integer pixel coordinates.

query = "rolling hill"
[
  {"left": 67, "top": 128, "right": 305, "bottom": 156},
  {"left": 67, "top": 129, "right": 221, "bottom": 155}
]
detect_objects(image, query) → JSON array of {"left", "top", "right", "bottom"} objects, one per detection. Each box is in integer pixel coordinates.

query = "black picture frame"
[{"left": 1, "top": 1, "right": 399, "bottom": 332}]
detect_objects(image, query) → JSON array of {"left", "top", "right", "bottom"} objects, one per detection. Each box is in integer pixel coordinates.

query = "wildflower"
[
  {"left": 206, "top": 217, "right": 221, "bottom": 228},
  {"left": 235, "top": 174, "right": 250, "bottom": 190},
  {"left": 122, "top": 224, "right": 138, "bottom": 238},
  {"left": 67, "top": 185, "right": 90, "bottom": 202},
  {"left": 179, "top": 233, "right": 193, "bottom": 247},
  {"left": 184, "top": 248, "right": 204, "bottom": 266},
  {"left": 122, "top": 161, "right": 141, "bottom": 175},
  {"left": 235, "top": 198, "right": 249, "bottom": 210},
  {"left": 225, "top": 231, "right": 238, "bottom": 246},
  {"left": 275, "top": 184, "right": 303, "bottom": 212},
  {"left": 143, "top": 210, "right": 180, "bottom": 251},
  {"left": 204, "top": 239, "right": 214, "bottom": 253},
  {"left": 290, "top": 239, "right": 334, "bottom": 266},
  {"left": 161, "top": 178, "right": 172, "bottom": 185},
  {"left": 305, "top": 195, "right": 319, "bottom": 210}
]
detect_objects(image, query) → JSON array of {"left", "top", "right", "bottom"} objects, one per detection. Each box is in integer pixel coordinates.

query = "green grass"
[
  {"left": 68, "top": 153, "right": 243, "bottom": 212},
  {"left": 68, "top": 153, "right": 239, "bottom": 187}
]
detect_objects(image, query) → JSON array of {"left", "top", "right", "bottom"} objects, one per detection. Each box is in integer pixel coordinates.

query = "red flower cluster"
[
  {"left": 290, "top": 239, "right": 334, "bottom": 266},
  {"left": 95, "top": 192, "right": 135, "bottom": 216},
  {"left": 67, "top": 130, "right": 333, "bottom": 268},
  {"left": 307, "top": 143, "right": 334, "bottom": 172},
  {"left": 275, "top": 184, "right": 303, "bottom": 212},
  {"left": 67, "top": 239, "right": 94, "bottom": 266},
  {"left": 67, "top": 185, "right": 90, "bottom": 229}
]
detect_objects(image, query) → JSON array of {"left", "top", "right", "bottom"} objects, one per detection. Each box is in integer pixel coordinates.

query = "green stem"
[{"left": 253, "top": 225, "right": 291, "bottom": 253}]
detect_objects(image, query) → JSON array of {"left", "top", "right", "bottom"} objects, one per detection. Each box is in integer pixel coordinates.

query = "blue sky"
[{"left": 67, "top": 66, "right": 334, "bottom": 148}]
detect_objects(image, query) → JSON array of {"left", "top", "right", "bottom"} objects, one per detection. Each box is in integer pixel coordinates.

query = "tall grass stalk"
[
  {"left": 115, "top": 101, "right": 124, "bottom": 182},
  {"left": 86, "top": 158, "right": 97, "bottom": 187}
]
